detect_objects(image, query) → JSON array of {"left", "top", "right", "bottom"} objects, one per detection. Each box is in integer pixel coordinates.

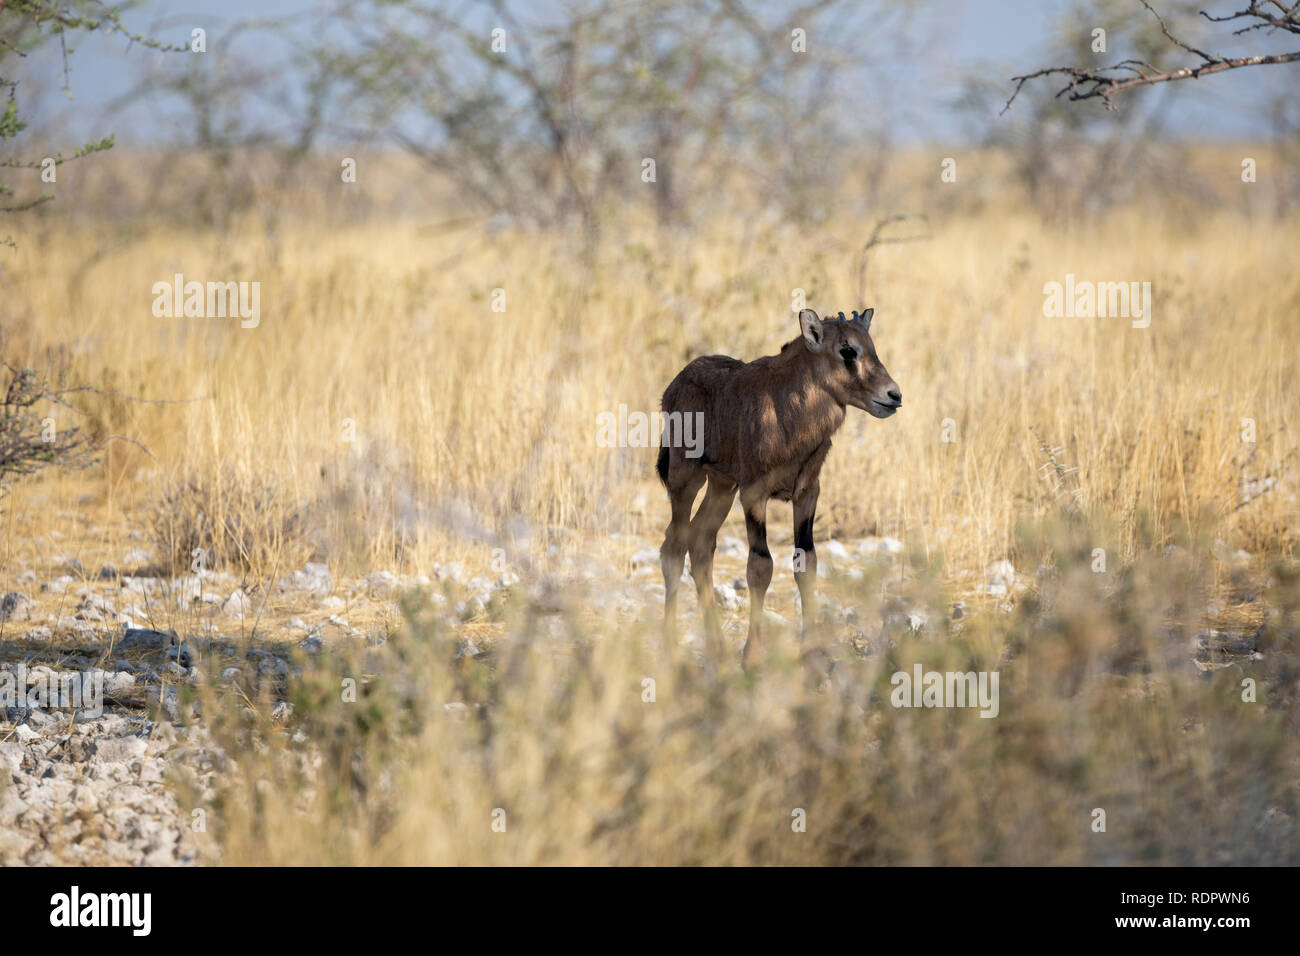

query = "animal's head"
[{"left": 797, "top": 308, "right": 901, "bottom": 418}]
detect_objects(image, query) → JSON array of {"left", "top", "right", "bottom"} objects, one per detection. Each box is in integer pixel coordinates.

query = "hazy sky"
[{"left": 12, "top": 0, "right": 1295, "bottom": 147}]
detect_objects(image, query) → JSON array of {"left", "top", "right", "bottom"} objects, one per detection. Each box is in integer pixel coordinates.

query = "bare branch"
[
  {"left": 1140, "top": 0, "right": 1219, "bottom": 61},
  {"left": 1004, "top": 1, "right": 1300, "bottom": 112},
  {"left": 854, "top": 214, "right": 930, "bottom": 304},
  {"left": 1202, "top": 0, "right": 1300, "bottom": 35}
]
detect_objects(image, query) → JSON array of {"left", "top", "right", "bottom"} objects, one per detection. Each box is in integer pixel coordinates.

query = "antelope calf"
[{"left": 656, "top": 308, "right": 901, "bottom": 667}]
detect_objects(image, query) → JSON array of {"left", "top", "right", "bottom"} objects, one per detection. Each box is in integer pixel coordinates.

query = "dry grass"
[
  {"left": 180, "top": 518, "right": 1300, "bottom": 866},
  {"left": 0, "top": 148, "right": 1297, "bottom": 864},
  {"left": 2, "top": 204, "right": 1295, "bottom": 579}
]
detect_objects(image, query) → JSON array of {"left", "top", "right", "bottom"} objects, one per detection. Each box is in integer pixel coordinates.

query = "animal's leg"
[
  {"left": 687, "top": 475, "right": 738, "bottom": 648},
  {"left": 660, "top": 464, "right": 706, "bottom": 636},
  {"left": 739, "top": 487, "right": 773, "bottom": 669},
  {"left": 792, "top": 479, "right": 820, "bottom": 641}
]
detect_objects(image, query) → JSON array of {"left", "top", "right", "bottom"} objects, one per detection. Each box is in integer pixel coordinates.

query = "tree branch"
[{"left": 1003, "top": 1, "right": 1300, "bottom": 112}]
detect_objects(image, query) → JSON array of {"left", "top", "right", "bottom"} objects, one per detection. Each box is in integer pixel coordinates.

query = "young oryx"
[{"left": 656, "top": 308, "right": 901, "bottom": 667}]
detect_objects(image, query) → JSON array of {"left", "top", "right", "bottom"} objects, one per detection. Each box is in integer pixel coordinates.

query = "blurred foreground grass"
[{"left": 175, "top": 516, "right": 1300, "bottom": 865}]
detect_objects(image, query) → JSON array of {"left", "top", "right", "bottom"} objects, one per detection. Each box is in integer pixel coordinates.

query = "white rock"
[
  {"left": 363, "top": 570, "right": 398, "bottom": 595},
  {"left": 281, "top": 562, "right": 333, "bottom": 595},
  {"left": 91, "top": 735, "right": 149, "bottom": 764},
  {"left": 83, "top": 670, "right": 136, "bottom": 697},
  {"left": 170, "top": 576, "right": 204, "bottom": 602},
  {"left": 433, "top": 561, "right": 464, "bottom": 583},
  {"left": 122, "top": 576, "right": 163, "bottom": 596},
  {"left": 718, "top": 536, "right": 746, "bottom": 559},
  {"left": 825, "top": 539, "right": 851, "bottom": 562},
  {"left": 222, "top": 589, "right": 252, "bottom": 616},
  {"left": 856, "top": 537, "right": 902, "bottom": 558},
  {"left": 326, "top": 614, "right": 361, "bottom": 638},
  {"left": 0, "top": 592, "right": 34, "bottom": 622},
  {"left": 74, "top": 592, "right": 116, "bottom": 622},
  {"left": 107, "top": 672, "right": 136, "bottom": 695},
  {"left": 985, "top": 560, "right": 1017, "bottom": 588},
  {"left": 0, "top": 742, "right": 22, "bottom": 773},
  {"left": 713, "top": 584, "right": 743, "bottom": 611}
]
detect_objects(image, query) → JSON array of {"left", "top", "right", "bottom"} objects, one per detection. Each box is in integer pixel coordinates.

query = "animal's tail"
[{"left": 656, "top": 444, "right": 670, "bottom": 487}]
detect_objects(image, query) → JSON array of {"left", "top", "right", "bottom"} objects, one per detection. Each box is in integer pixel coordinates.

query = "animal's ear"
[
  {"left": 851, "top": 308, "right": 874, "bottom": 330},
  {"left": 798, "top": 309, "right": 825, "bottom": 351}
]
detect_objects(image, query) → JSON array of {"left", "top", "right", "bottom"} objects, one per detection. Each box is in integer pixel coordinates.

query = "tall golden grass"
[
  {"left": 3, "top": 204, "right": 1295, "bottom": 577},
  {"left": 0, "top": 147, "right": 1297, "bottom": 863}
]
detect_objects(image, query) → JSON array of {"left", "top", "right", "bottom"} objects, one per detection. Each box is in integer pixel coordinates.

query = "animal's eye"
[{"left": 839, "top": 346, "right": 857, "bottom": 365}]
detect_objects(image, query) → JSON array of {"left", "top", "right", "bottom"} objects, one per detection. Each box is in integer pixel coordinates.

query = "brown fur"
[{"left": 657, "top": 308, "right": 900, "bottom": 667}]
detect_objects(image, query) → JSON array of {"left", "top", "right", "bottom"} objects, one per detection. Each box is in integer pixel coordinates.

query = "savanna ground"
[{"left": 0, "top": 147, "right": 1297, "bottom": 865}]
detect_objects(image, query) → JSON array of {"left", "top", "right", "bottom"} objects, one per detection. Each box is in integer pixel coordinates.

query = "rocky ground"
[
  {"left": 0, "top": 531, "right": 1266, "bottom": 865},
  {"left": 0, "top": 555, "right": 375, "bottom": 866}
]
